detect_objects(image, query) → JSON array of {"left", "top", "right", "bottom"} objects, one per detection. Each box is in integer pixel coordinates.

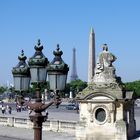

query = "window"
[{"left": 95, "top": 108, "right": 106, "bottom": 122}]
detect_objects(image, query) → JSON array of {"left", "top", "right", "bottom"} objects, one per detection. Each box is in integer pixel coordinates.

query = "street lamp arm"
[
  {"left": 27, "top": 101, "right": 54, "bottom": 112},
  {"left": 16, "top": 95, "right": 31, "bottom": 106}
]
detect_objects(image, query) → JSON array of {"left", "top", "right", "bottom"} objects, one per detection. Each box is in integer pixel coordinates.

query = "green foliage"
[
  {"left": 30, "top": 81, "right": 49, "bottom": 92},
  {"left": 28, "top": 81, "right": 50, "bottom": 98},
  {"left": 66, "top": 79, "right": 87, "bottom": 97},
  {"left": 66, "top": 79, "right": 140, "bottom": 97},
  {"left": 9, "top": 86, "right": 15, "bottom": 93},
  {"left": 0, "top": 86, "right": 7, "bottom": 94},
  {"left": 125, "top": 80, "right": 140, "bottom": 96},
  {"left": 70, "top": 79, "right": 87, "bottom": 91}
]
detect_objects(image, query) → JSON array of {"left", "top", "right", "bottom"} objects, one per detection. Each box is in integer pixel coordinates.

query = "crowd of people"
[
  {"left": 0, "top": 102, "right": 28, "bottom": 115},
  {"left": 0, "top": 102, "right": 49, "bottom": 119},
  {"left": 16, "top": 103, "right": 28, "bottom": 112},
  {"left": 1, "top": 105, "right": 12, "bottom": 115}
]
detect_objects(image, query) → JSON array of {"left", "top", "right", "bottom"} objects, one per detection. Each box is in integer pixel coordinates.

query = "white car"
[{"left": 135, "top": 99, "right": 140, "bottom": 107}]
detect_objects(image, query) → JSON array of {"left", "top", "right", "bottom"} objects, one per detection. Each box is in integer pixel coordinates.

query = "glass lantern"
[
  {"left": 28, "top": 39, "right": 49, "bottom": 84},
  {"left": 47, "top": 44, "right": 69, "bottom": 91},
  {"left": 12, "top": 50, "right": 30, "bottom": 91}
]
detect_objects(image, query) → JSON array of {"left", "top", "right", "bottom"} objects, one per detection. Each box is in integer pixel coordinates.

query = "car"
[
  {"left": 135, "top": 99, "right": 140, "bottom": 107},
  {"left": 65, "top": 103, "right": 78, "bottom": 110}
]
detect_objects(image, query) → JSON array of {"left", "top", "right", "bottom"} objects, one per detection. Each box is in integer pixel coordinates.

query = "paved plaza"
[
  {"left": 0, "top": 106, "right": 140, "bottom": 139},
  {"left": 0, "top": 102, "right": 78, "bottom": 140},
  {"left": 0, "top": 125, "right": 75, "bottom": 140},
  {"left": 0, "top": 110, "right": 76, "bottom": 140}
]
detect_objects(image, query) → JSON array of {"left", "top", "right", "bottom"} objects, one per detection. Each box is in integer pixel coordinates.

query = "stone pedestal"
[
  {"left": 76, "top": 91, "right": 136, "bottom": 140},
  {"left": 76, "top": 44, "right": 136, "bottom": 140}
]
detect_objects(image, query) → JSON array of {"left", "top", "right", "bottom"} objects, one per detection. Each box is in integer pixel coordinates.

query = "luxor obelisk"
[{"left": 88, "top": 27, "right": 95, "bottom": 83}]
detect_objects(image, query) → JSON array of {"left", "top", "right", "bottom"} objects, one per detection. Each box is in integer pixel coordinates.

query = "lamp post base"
[
  {"left": 28, "top": 87, "right": 60, "bottom": 140},
  {"left": 28, "top": 101, "right": 54, "bottom": 140},
  {"left": 30, "top": 113, "right": 46, "bottom": 140}
]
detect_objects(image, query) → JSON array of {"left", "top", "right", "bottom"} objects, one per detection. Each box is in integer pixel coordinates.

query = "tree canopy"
[
  {"left": 125, "top": 80, "right": 140, "bottom": 97},
  {"left": 1, "top": 79, "right": 140, "bottom": 98},
  {"left": 0, "top": 86, "right": 7, "bottom": 94},
  {"left": 66, "top": 79, "right": 87, "bottom": 97}
]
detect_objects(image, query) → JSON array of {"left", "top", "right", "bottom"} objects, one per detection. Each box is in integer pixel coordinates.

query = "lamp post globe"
[
  {"left": 12, "top": 50, "right": 30, "bottom": 92},
  {"left": 28, "top": 39, "right": 49, "bottom": 84},
  {"left": 47, "top": 44, "right": 69, "bottom": 95}
]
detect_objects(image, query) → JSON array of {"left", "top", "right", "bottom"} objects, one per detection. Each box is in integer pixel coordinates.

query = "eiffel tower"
[{"left": 70, "top": 48, "right": 78, "bottom": 81}]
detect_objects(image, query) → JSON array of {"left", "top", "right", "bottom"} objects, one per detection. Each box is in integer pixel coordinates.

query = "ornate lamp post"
[
  {"left": 12, "top": 50, "right": 30, "bottom": 105},
  {"left": 12, "top": 40, "right": 69, "bottom": 140},
  {"left": 47, "top": 44, "right": 69, "bottom": 107}
]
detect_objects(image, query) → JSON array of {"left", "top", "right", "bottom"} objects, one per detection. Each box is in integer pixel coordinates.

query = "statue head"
[{"left": 102, "top": 44, "right": 108, "bottom": 51}]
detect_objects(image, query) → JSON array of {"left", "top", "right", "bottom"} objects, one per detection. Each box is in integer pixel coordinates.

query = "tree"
[
  {"left": 28, "top": 81, "right": 50, "bottom": 98},
  {"left": 0, "top": 86, "right": 7, "bottom": 94},
  {"left": 125, "top": 80, "right": 140, "bottom": 97},
  {"left": 66, "top": 79, "right": 87, "bottom": 97}
]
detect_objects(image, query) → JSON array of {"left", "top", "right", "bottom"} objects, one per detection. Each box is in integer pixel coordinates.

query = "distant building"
[{"left": 70, "top": 48, "right": 78, "bottom": 81}]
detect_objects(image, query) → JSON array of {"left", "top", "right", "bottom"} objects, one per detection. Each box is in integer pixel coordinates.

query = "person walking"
[
  {"left": 8, "top": 106, "right": 12, "bottom": 114},
  {"left": 1, "top": 105, "right": 5, "bottom": 115},
  {"left": 6, "top": 105, "right": 9, "bottom": 114},
  {"left": 45, "top": 110, "right": 49, "bottom": 119}
]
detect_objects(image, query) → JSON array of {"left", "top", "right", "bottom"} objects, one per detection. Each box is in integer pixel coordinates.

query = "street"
[
  {"left": 0, "top": 101, "right": 79, "bottom": 121},
  {"left": 0, "top": 101, "right": 78, "bottom": 113}
]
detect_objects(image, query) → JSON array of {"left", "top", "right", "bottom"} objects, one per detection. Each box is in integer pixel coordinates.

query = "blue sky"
[{"left": 0, "top": 0, "right": 140, "bottom": 86}]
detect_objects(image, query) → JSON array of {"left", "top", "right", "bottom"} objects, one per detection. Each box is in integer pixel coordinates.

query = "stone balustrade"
[{"left": 0, "top": 116, "right": 76, "bottom": 134}]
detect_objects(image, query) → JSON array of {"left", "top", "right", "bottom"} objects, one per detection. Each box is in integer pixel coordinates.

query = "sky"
[{"left": 0, "top": 0, "right": 140, "bottom": 86}]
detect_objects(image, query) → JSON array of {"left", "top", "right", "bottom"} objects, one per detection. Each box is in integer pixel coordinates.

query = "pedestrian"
[
  {"left": 8, "top": 106, "right": 12, "bottom": 114},
  {"left": 6, "top": 105, "right": 9, "bottom": 114},
  {"left": 28, "top": 106, "right": 32, "bottom": 114},
  {"left": 18, "top": 105, "right": 21, "bottom": 112},
  {"left": 16, "top": 105, "right": 19, "bottom": 112},
  {"left": 75, "top": 102, "right": 79, "bottom": 114},
  {"left": 46, "top": 110, "right": 49, "bottom": 119},
  {"left": 1, "top": 105, "right": 5, "bottom": 115}
]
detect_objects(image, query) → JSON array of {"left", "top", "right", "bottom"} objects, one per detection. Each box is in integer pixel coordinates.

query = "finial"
[
  {"left": 18, "top": 49, "right": 27, "bottom": 61},
  {"left": 34, "top": 39, "right": 43, "bottom": 51},
  {"left": 21, "top": 50, "right": 24, "bottom": 56},
  {"left": 53, "top": 44, "right": 63, "bottom": 56},
  {"left": 37, "top": 39, "right": 41, "bottom": 46},
  {"left": 56, "top": 44, "right": 60, "bottom": 51}
]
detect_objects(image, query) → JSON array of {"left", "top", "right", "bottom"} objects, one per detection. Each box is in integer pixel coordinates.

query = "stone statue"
[{"left": 93, "top": 44, "right": 117, "bottom": 83}]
